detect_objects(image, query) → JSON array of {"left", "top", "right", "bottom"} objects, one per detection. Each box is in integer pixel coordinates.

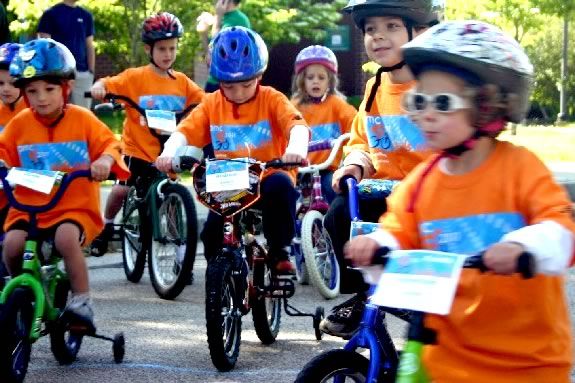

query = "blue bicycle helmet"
[
  {"left": 210, "top": 26, "right": 268, "bottom": 82},
  {"left": 0, "top": 43, "right": 22, "bottom": 70},
  {"left": 10, "top": 38, "right": 76, "bottom": 88}
]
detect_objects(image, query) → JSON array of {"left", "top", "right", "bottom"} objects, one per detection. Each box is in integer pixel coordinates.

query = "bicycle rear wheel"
[
  {"left": 301, "top": 210, "right": 340, "bottom": 299},
  {"left": 50, "top": 279, "right": 83, "bottom": 365},
  {"left": 251, "top": 257, "right": 281, "bottom": 344},
  {"left": 148, "top": 183, "right": 198, "bottom": 300},
  {"left": 205, "top": 255, "right": 242, "bottom": 371},
  {"left": 121, "top": 187, "right": 148, "bottom": 283},
  {"left": 0, "top": 288, "right": 34, "bottom": 383}
]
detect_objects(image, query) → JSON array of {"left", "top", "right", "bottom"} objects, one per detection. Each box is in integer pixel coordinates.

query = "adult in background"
[
  {"left": 37, "top": 0, "right": 95, "bottom": 109},
  {"left": 197, "top": 0, "right": 251, "bottom": 93},
  {"left": 0, "top": 1, "right": 11, "bottom": 44}
]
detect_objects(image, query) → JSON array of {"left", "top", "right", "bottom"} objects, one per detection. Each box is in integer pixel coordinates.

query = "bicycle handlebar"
[
  {"left": 0, "top": 167, "right": 115, "bottom": 215},
  {"left": 84, "top": 92, "right": 197, "bottom": 122},
  {"left": 372, "top": 248, "right": 535, "bottom": 279},
  {"left": 172, "top": 156, "right": 306, "bottom": 174},
  {"left": 299, "top": 133, "right": 351, "bottom": 174}
]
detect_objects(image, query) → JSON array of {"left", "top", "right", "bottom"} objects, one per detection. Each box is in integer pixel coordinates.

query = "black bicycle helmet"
[{"left": 342, "top": 0, "right": 435, "bottom": 30}]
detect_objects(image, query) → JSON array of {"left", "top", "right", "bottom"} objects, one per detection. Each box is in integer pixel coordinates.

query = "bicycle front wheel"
[
  {"left": 301, "top": 210, "right": 340, "bottom": 299},
  {"left": 121, "top": 187, "right": 148, "bottom": 283},
  {"left": 148, "top": 183, "right": 198, "bottom": 300},
  {"left": 295, "top": 349, "right": 369, "bottom": 383},
  {"left": 0, "top": 288, "right": 34, "bottom": 383},
  {"left": 205, "top": 255, "right": 242, "bottom": 371},
  {"left": 251, "top": 258, "right": 282, "bottom": 344}
]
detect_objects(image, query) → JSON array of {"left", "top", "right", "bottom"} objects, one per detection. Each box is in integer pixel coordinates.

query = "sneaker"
[
  {"left": 62, "top": 294, "right": 96, "bottom": 335},
  {"left": 319, "top": 292, "right": 367, "bottom": 339},
  {"left": 268, "top": 247, "right": 295, "bottom": 275},
  {"left": 90, "top": 223, "right": 114, "bottom": 257}
]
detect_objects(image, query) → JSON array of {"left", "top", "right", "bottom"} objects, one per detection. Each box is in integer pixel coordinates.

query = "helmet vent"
[
  {"left": 231, "top": 39, "right": 238, "bottom": 51},
  {"left": 242, "top": 46, "right": 249, "bottom": 57},
  {"left": 219, "top": 46, "right": 227, "bottom": 59}
]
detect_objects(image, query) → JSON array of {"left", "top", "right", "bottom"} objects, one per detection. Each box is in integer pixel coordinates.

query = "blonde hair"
[{"left": 290, "top": 66, "right": 346, "bottom": 107}]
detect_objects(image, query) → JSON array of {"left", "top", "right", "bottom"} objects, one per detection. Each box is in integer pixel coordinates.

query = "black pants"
[
  {"left": 323, "top": 194, "right": 387, "bottom": 294},
  {"left": 201, "top": 172, "right": 299, "bottom": 260}
]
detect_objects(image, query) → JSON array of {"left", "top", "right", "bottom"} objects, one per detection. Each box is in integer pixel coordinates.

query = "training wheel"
[
  {"left": 113, "top": 332, "right": 125, "bottom": 363},
  {"left": 313, "top": 306, "right": 324, "bottom": 340}
]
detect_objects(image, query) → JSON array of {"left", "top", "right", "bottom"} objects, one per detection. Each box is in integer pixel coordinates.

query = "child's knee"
[
  {"left": 3, "top": 230, "right": 26, "bottom": 258},
  {"left": 54, "top": 223, "right": 82, "bottom": 254}
]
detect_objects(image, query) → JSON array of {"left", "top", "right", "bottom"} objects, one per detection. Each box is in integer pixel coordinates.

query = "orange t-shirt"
[
  {"left": 344, "top": 73, "right": 432, "bottom": 180},
  {"left": 294, "top": 95, "right": 356, "bottom": 170},
  {"left": 102, "top": 65, "right": 205, "bottom": 162},
  {"left": 177, "top": 85, "right": 307, "bottom": 182},
  {"left": 381, "top": 141, "right": 574, "bottom": 382},
  {"left": 0, "top": 98, "right": 26, "bottom": 210},
  {"left": 0, "top": 105, "right": 130, "bottom": 244}
]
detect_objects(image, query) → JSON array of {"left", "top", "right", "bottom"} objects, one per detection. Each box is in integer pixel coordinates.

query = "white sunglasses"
[{"left": 403, "top": 92, "right": 470, "bottom": 114}]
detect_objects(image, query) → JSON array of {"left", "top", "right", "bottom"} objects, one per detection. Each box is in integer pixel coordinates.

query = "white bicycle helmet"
[
  {"left": 294, "top": 45, "right": 338, "bottom": 75},
  {"left": 402, "top": 20, "right": 533, "bottom": 123}
]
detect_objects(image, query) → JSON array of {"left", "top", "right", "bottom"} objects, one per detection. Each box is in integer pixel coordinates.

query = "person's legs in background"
[{"left": 69, "top": 70, "right": 94, "bottom": 109}]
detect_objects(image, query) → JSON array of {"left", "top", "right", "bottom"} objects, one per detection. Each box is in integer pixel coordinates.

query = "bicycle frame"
[{"left": 0, "top": 169, "right": 90, "bottom": 342}]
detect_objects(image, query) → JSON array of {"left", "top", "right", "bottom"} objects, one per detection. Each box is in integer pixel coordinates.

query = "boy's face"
[
  {"left": 304, "top": 64, "right": 330, "bottom": 99},
  {"left": 23, "top": 80, "right": 65, "bottom": 118},
  {"left": 146, "top": 38, "right": 178, "bottom": 71},
  {"left": 220, "top": 77, "right": 258, "bottom": 104},
  {"left": 411, "top": 71, "right": 474, "bottom": 151},
  {"left": 363, "top": 16, "right": 409, "bottom": 67},
  {"left": 0, "top": 70, "right": 20, "bottom": 105}
]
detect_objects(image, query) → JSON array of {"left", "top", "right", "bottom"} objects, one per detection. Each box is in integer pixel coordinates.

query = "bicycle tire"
[
  {"left": 148, "top": 183, "right": 198, "bottom": 300},
  {"left": 205, "top": 255, "right": 242, "bottom": 371},
  {"left": 301, "top": 210, "right": 340, "bottom": 299},
  {"left": 295, "top": 349, "right": 369, "bottom": 383},
  {"left": 251, "top": 258, "right": 281, "bottom": 344},
  {"left": 0, "top": 288, "right": 34, "bottom": 383},
  {"left": 121, "top": 187, "right": 148, "bottom": 283},
  {"left": 292, "top": 242, "right": 309, "bottom": 285},
  {"left": 50, "top": 279, "right": 83, "bottom": 365}
]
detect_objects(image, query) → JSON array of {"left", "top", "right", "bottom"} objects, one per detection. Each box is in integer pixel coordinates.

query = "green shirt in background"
[{"left": 206, "top": 9, "right": 252, "bottom": 86}]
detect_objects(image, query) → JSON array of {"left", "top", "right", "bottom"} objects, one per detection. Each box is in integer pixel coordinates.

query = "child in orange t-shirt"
[
  {"left": 0, "top": 43, "right": 26, "bottom": 287},
  {"left": 1, "top": 39, "right": 129, "bottom": 329},
  {"left": 89, "top": 12, "right": 205, "bottom": 256},
  {"left": 290, "top": 45, "right": 356, "bottom": 202},
  {"left": 320, "top": 0, "right": 439, "bottom": 339},
  {"left": 346, "top": 21, "right": 574, "bottom": 383},
  {"left": 156, "top": 27, "right": 310, "bottom": 274}
]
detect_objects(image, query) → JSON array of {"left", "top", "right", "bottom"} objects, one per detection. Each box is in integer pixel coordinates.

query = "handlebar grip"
[
  {"left": 308, "top": 140, "right": 332, "bottom": 152},
  {"left": 464, "top": 251, "right": 535, "bottom": 279},
  {"left": 84, "top": 91, "right": 92, "bottom": 98},
  {"left": 372, "top": 247, "right": 391, "bottom": 266},
  {"left": 172, "top": 156, "right": 198, "bottom": 173},
  {"left": 339, "top": 175, "right": 357, "bottom": 195},
  {"left": 265, "top": 159, "right": 306, "bottom": 168}
]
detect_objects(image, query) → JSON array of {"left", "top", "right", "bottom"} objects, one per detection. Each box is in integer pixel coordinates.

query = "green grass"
[
  {"left": 95, "top": 110, "right": 124, "bottom": 135},
  {"left": 500, "top": 123, "right": 575, "bottom": 163}
]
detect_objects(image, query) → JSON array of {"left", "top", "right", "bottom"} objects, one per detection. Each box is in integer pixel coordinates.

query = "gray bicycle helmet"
[{"left": 342, "top": 0, "right": 435, "bottom": 29}]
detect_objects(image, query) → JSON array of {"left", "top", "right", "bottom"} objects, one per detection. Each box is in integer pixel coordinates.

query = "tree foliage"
[{"left": 8, "top": 0, "right": 346, "bottom": 73}]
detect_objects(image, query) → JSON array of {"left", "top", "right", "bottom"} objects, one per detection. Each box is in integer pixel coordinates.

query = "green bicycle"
[{"left": 0, "top": 167, "right": 124, "bottom": 383}]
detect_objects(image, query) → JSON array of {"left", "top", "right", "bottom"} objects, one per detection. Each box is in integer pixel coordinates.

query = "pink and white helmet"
[
  {"left": 402, "top": 20, "right": 533, "bottom": 123},
  {"left": 294, "top": 45, "right": 338, "bottom": 75}
]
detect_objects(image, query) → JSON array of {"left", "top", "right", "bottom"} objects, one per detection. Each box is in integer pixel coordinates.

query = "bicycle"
[
  {"left": 293, "top": 133, "right": 350, "bottom": 299},
  {"left": 295, "top": 226, "right": 535, "bottom": 382},
  {"left": 174, "top": 155, "right": 324, "bottom": 371},
  {"left": 0, "top": 167, "right": 125, "bottom": 383},
  {"left": 87, "top": 92, "right": 198, "bottom": 300}
]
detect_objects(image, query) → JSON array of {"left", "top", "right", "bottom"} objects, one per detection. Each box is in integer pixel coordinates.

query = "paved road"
[{"left": 20, "top": 170, "right": 575, "bottom": 382}]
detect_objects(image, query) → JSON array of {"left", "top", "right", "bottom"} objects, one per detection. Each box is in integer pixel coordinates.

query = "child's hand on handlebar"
[
  {"left": 91, "top": 155, "right": 114, "bottom": 181},
  {"left": 344, "top": 236, "right": 380, "bottom": 267},
  {"left": 483, "top": 242, "right": 525, "bottom": 275},
  {"left": 90, "top": 82, "right": 107, "bottom": 101},
  {"left": 332, "top": 165, "right": 363, "bottom": 193},
  {"left": 281, "top": 152, "right": 306, "bottom": 167},
  {"left": 155, "top": 156, "right": 174, "bottom": 173}
]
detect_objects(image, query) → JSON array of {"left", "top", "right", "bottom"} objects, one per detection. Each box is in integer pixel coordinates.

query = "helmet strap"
[{"left": 8, "top": 92, "right": 22, "bottom": 112}]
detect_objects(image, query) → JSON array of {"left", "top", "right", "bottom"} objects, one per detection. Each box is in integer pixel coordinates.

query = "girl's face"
[
  {"left": 303, "top": 64, "right": 330, "bottom": 99},
  {"left": 410, "top": 71, "right": 474, "bottom": 151},
  {"left": 363, "top": 16, "right": 409, "bottom": 67},
  {"left": 0, "top": 70, "right": 20, "bottom": 105},
  {"left": 220, "top": 77, "right": 258, "bottom": 104},
  {"left": 147, "top": 38, "right": 178, "bottom": 71},
  {"left": 24, "top": 80, "right": 65, "bottom": 117}
]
